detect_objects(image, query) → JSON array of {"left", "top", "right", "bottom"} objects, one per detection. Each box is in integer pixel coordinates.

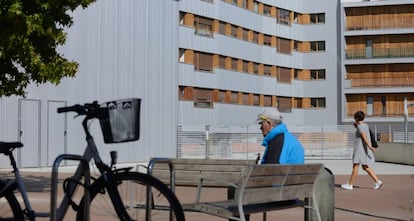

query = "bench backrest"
[
  {"left": 151, "top": 158, "right": 257, "bottom": 187},
  {"left": 236, "top": 164, "right": 324, "bottom": 205}
]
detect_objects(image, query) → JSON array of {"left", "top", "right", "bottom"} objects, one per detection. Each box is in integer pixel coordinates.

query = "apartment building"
[
  {"left": 341, "top": 0, "right": 414, "bottom": 134},
  {"left": 177, "top": 0, "right": 340, "bottom": 127}
]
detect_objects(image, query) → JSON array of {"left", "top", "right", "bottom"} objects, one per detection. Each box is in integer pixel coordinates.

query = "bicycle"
[{"left": 0, "top": 98, "right": 185, "bottom": 221}]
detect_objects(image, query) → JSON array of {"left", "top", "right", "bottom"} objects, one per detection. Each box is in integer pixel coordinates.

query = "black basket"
[{"left": 99, "top": 98, "right": 141, "bottom": 143}]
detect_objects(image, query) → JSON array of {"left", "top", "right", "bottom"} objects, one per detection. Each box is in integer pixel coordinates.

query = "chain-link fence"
[{"left": 177, "top": 124, "right": 414, "bottom": 160}]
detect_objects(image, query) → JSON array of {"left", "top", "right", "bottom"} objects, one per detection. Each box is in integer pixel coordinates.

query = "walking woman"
[{"left": 341, "top": 111, "right": 383, "bottom": 190}]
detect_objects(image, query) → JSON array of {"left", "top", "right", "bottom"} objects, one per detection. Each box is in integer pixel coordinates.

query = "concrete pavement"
[{"left": 1, "top": 159, "right": 413, "bottom": 220}]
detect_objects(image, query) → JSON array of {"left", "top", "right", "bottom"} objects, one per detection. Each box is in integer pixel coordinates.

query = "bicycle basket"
[{"left": 99, "top": 98, "right": 141, "bottom": 143}]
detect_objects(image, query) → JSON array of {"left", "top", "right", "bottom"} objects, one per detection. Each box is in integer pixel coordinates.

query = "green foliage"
[{"left": 0, "top": 0, "right": 96, "bottom": 97}]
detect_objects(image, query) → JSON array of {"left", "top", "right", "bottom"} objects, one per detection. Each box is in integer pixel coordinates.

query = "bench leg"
[{"left": 228, "top": 187, "right": 250, "bottom": 221}]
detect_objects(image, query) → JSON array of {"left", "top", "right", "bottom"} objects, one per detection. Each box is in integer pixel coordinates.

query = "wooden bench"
[{"left": 148, "top": 158, "right": 326, "bottom": 221}]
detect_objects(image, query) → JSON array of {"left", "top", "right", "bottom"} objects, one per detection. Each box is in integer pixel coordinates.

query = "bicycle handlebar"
[{"left": 57, "top": 101, "right": 108, "bottom": 119}]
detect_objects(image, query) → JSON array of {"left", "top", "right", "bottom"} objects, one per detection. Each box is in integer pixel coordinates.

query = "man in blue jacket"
[{"left": 257, "top": 108, "right": 304, "bottom": 164}]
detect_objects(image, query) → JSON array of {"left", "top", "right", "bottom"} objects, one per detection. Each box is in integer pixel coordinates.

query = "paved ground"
[{"left": 1, "top": 159, "right": 413, "bottom": 220}]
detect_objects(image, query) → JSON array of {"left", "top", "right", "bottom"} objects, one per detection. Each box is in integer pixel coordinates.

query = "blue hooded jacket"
[{"left": 261, "top": 123, "right": 304, "bottom": 164}]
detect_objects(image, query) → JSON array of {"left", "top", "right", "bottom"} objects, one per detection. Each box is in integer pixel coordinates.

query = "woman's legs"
[
  {"left": 348, "top": 163, "right": 359, "bottom": 185},
  {"left": 341, "top": 163, "right": 359, "bottom": 189},
  {"left": 362, "top": 164, "right": 380, "bottom": 183}
]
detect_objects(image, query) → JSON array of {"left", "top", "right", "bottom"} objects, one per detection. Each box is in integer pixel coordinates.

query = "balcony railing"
[
  {"left": 346, "top": 77, "right": 414, "bottom": 88},
  {"left": 346, "top": 23, "right": 414, "bottom": 31},
  {"left": 346, "top": 48, "right": 414, "bottom": 59}
]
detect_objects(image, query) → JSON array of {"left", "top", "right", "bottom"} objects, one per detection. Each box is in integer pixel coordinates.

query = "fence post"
[{"left": 205, "top": 125, "right": 211, "bottom": 159}]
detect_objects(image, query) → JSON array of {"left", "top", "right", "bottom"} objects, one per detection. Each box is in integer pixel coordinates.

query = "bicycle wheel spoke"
[{"left": 77, "top": 172, "right": 184, "bottom": 221}]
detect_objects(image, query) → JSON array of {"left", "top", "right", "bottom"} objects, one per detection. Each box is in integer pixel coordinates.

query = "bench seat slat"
[
  {"left": 183, "top": 199, "right": 305, "bottom": 218},
  {"left": 242, "top": 184, "right": 314, "bottom": 204},
  {"left": 248, "top": 164, "right": 323, "bottom": 176},
  {"left": 244, "top": 174, "right": 319, "bottom": 187},
  {"left": 154, "top": 172, "right": 243, "bottom": 187},
  {"left": 154, "top": 164, "right": 249, "bottom": 172}
]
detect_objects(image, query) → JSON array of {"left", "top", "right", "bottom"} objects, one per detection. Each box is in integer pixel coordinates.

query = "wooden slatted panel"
[
  {"left": 244, "top": 173, "right": 319, "bottom": 187},
  {"left": 242, "top": 184, "right": 314, "bottom": 204},
  {"left": 239, "top": 164, "right": 322, "bottom": 176},
  {"left": 237, "top": 164, "right": 323, "bottom": 204},
  {"left": 151, "top": 158, "right": 255, "bottom": 187}
]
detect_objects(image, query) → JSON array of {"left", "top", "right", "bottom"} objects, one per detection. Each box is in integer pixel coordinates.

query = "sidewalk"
[{"left": 2, "top": 160, "right": 413, "bottom": 221}]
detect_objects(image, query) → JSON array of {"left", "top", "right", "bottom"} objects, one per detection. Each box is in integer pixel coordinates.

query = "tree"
[{"left": 0, "top": 0, "right": 96, "bottom": 97}]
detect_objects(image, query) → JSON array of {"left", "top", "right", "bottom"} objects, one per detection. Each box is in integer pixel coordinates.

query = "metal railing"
[{"left": 177, "top": 124, "right": 414, "bottom": 160}]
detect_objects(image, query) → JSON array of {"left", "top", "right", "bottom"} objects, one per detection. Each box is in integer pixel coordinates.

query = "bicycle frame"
[
  {"left": 55, "top": 115, "right": 133, "bottom": 220},
  {"left": 5, "top": 147, "right": 49, "bottom": 220}
]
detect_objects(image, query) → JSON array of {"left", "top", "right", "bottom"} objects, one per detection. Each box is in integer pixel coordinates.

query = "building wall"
[{"left": 0, "top": 0, "right": 180, "bottom": 167}]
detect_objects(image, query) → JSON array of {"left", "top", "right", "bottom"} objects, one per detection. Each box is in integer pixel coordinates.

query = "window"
[
  {"left": 263, "top": 5, "right": 272, "bottom": 16},
  {"left": 231, "top": 58, "right": 238, "bottom": 71},
  {"left": 218, "top": 56, "right": 226, "bottom": 69},
  {"left": 253, "top": 1, "right": 258, "bottom": 12},
  {"left": 219, "top": 21, "right": 226, "bottom": 35},
  {"left": 381, "top": 96, "right": 386, "bottom": 116},
  {"left": 242, "top": 60, "right": 248, "bottom": 73},
  {"left": 194, "top": 99, "right": 213, "bottom": 108},
  {"left": 277, "top": 8, "right": 290, "bottom": 25},
  {"left": 194, "top": 16, "right": 213, "bottom": 37},
  {"left": 253, "top": 94, "right": 260, "bottom": 105},
  {"left": 264, "top": 95, "right": 272, "bottom": 107},
  {"left": 242, "top": 28, "right": 249, "bottom": 41},
  {"left": 277, "top": 67, "right": 292, "bottom": 83},
  {"left": 253, "top": 63, "right": 259, "bottom": 74},
  {"left": 231, "top": 25, "right": 238, "bottom": 37},
  {"left": 218, "top": 90, "right": 227, "bottom": 103},
  {"left": 310, "top": 41, "right": 325, "bottom": 51},
  {"left": 367, "top": 96, "right": 373, "bottom": 116},
  {"left": 311, "top": 98, "right": 326, "bottom": 108},
  {"left": 277, "top": 38, "right": 291, "bottom": 54},
  {"left": 194, "top": 52, "right": 213, "bottom": 71},
  {"left": 179, "top": 49, "right": 185, "bottom": 63},
  {"left": 194, "top": 88, "right": 213, "bottom": 108},
  {"left": 252, "top": 31, "right": 259, "bottom": 43},
  {"left": 179, "top": 12, "right": 185, "bottom": 25},
  {"left": 241, "top": 0, "right": 247, "bottom": 8},
  {"left": 294, "top": 40, "right": 299, "bottom": 51},
  {"left": 294, "top": 69, "right": 299, "bottom": 79},
  {"left": 310, "top": 69, "right": 326, "bottom": 80},
  {"left": 263, "top": 35, "right": 271, "bottom": 46},
  {"left": 264, "top": 65, "right": 272, "bottom": 76},
  {"left": 310, "top": 13, "right": 325, "bottom": 24},
  {"left": 277, "top": 97, "right": 292, "bottom": 112},
  {"left": 230, "top": 91, "right": 238, "bottom": 104},
  {"left": 242, "top": 93, "right": 249, "bottom": 105}
]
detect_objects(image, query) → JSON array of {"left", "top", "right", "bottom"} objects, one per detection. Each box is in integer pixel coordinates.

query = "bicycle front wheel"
[
  {"left": 0, "top": 180, "right": 24, "bottom": 221},
  {"left": 76, "top": 171, "right": 185, "bottom": 221}
]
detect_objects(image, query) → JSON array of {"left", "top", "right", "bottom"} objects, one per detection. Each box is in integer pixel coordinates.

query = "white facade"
[{"left": 0, "top": 0, "right": 340, "bottom": 167}]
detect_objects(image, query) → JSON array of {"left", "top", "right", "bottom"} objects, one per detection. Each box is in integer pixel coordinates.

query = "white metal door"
[
  {"left": 47, "top": 100, "right": 67, "bottom": 166},
  {"left": 18, "top": 99, "right": 41, "bottom": 168}
]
